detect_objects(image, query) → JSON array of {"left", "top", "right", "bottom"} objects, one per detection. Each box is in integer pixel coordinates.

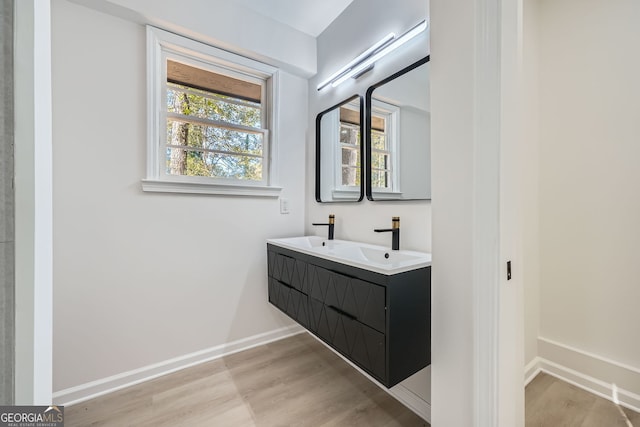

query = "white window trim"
[
  {"left": 370, "top": 100, "right": 400, "bottom": 194},
  {"left": 334, "top": 102, "right": 361, "bottom": 192},
  {"left": 143, "top": 26, "right": 282, "bottom": 197}
]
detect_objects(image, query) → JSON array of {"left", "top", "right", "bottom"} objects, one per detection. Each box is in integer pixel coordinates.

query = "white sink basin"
[
  {"left": 268, "top": 235, "right": 348, "bottom": 250},
  {"left": 267, "top": 236, "right": 431, "bottom": 275},
  {"left": 330, "top": 245, "right": 428, "bottom": 265}
]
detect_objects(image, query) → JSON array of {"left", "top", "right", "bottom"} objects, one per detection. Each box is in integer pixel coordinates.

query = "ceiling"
[{"left": 234, "top": 0, "right": 354, "bottom": 37}]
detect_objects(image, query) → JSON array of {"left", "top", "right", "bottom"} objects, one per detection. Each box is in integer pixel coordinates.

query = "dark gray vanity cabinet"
[{"left": 267, "top": 244, "right": 431, "bottom": 388}]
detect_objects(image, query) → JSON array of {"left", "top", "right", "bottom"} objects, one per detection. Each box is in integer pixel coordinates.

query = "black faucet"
[
  {"left": 374, "top": 217, "right": 400, "bottom": 250},
  {"left": 312, "top": 214, "right": 335, "bottom": 240}
]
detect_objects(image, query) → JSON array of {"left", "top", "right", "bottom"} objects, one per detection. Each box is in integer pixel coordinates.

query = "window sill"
[
  {"left": 331, "top": 188, "right": 361, "bottom": 200},
  {"left": 371, "top": 191, "right": 404, "bottom": 200},
  {"left": 141, "top": 179, "right": 282, "bottom": 197}
]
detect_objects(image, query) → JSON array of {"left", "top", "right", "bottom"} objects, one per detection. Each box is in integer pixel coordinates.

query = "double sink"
[{"left": 266, "top": 236, "right": 431, "bottom": 275}]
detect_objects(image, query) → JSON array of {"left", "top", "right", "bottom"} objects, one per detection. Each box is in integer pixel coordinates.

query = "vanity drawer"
[
  {"left": 308, "top": 266, "right": 386, "bottom": 333},
  {"left": 267, "top": 251, "right": 307, "bottom": 294},
  {"left": 308, "top": 298, "right": 385, "bottom": 381},
  {"left": 268, "top": 277, "right": 309, "bottom": 328}
]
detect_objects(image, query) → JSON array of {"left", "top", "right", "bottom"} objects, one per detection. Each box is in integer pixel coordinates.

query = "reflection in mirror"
[
  {"left": 366, "top": 56, "right": 430, "bottom": 201},
  {"left": 316, "top": 95, "right": 364, "bottom": 202}
]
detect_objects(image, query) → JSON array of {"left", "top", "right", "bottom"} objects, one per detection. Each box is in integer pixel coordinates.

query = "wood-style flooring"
[
  {"left": 65, "top": 332, "right": 428, "bottom": 426},
  {"left": 526, "top": 372, "right": 640, "bottom": 426},
  {"left": 65, "top": 331, "right": 640, "bottom": 426}
]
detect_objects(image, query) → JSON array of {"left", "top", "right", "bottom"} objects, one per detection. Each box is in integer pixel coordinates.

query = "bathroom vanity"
[{"left": 267, "top": 236, "right": 431, "bottom": 388}]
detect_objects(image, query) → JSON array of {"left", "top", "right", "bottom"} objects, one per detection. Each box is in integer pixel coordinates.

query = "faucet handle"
[
  {"left": 312, "top": 214, "right": 335, "bottom": 226},
  {"left": 374, "top": 217, "right": 400, "bottom": 250},
  {"left": 312, "top": 214, "right": 335, "bottom": 240}
]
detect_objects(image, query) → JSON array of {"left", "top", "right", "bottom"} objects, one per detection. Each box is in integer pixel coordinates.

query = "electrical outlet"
[{"left": 280, "top": 198, "right": 290, "bottom": 214}]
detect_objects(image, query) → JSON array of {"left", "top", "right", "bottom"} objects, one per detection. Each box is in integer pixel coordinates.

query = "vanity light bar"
[
  {"left": 330, "top": 19, "right": 428, "bottom": 88},
  {"left": 316, "top": 32, "right": 395, "bottom": 91}
]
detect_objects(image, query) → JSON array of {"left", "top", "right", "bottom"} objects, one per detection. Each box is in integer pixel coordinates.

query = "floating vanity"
[{"left": 267, "top": 236, "right": 431, "bottom": 388}]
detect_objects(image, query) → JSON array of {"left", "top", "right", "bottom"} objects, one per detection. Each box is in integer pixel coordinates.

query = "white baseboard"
[
  {"left": 306, "top": 333, "right": 431, "bottom": 423},
  {"left": 389, "top": 383, "right": 431, "bottom": 422},
  {"left": 524, "top": 356, "right": 542, "bottom": 386},
  {"left": 53, "top": 325, "right": 305, "bottom": 406},
  {"left": 526, "top": 337, "right": 640, "bottom": 413}
]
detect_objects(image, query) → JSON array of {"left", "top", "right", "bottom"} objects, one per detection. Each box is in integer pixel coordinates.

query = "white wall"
[
  {"left": 523, "top": 0, "right": 540, "bottom": 371},
  {"left": 537, "top": 0, "right": 640, "bottom": 402},
  {"left": 307, "top": 0, "right": 432, "bottom": 407},
  {"left": 51, "top": 0, "right": 308, "bottom": 398},
  {"left": 68, "top": 0, "right": 317, "bottom": 77}
]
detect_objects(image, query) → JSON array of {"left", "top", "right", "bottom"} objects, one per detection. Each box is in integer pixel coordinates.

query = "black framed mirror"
[
  {"left": 365, "top": 56, "right": 431, "bottom": 201},
  {"left": 316, "top": 95, "right": 364, "bottom": 202}
]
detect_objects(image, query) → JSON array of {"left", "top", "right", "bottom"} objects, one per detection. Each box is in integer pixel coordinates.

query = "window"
[
  {"left": 143, "top": 27, "right": 281, "bottom": 196},
  {"left": 370, "top": 100, "right": 400, "bottom": 193},
  {"left": 338, "top": 104, "right": 361, "bottom": 189}
]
